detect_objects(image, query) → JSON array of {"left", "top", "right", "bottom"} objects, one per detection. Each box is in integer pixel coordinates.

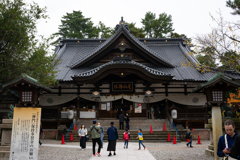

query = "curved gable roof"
[{"left": 70, "top": 22, "right": 174, "bottom": 69}]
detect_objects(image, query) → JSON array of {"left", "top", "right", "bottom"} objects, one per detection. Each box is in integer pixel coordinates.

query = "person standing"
[
  {"left": 123, "top": 105, "right": 127, "bottom": 116},
  {"left": 117, "top": 106, "right": 121, "bottom": 119},
  {"left": 136, "top": 129, "right": 146, "bottom": 150},
  {"left": 119, "top": 113, "right": 125, "bottom": 130},
  {"left": 98, "top": 122, "right": 104, "bottom": 148},
  {"left": 230, "top": 134, "right": 240, "bottom": 159},
  {"left": 123, "top": 129, "right": 130, "bottom": 149},
  {"left": 107, "top": 122, "right": 118, "bottom": 156},
  {"left": 125, "top": 113, "right": 130, "bottom": 130},
  {"left": 39, "top": 122, "right": 44, "bottom": 145},
  {"left": 90, "top": 120, "right": 101, "bottom": 157},
  {"left": 150, "top": 106, "right": 154, "bottom": 119},
  {"left": 186, "top": 128, "right": 193, "bottom": 148},
  {"left": 217, "top": 119, "right": 238, "bottom": 158},
  {"left": 78, "top": 124, "right": 87, "bottom": 150}
]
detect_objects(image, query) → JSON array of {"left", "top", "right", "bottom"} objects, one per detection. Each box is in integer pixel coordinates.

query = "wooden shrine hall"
[{"left": 3, "top": 18, "right": 240, "bottom": 129}]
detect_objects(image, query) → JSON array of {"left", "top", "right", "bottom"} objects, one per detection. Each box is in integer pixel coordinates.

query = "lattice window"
[
  {"left": 212, "top": 91, "right": 223, "bottom": 102},
  {"left": 22, "top": 91, "right": 32, "bottom": 102}
]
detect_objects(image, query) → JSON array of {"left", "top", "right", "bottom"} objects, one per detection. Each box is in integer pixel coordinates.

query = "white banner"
[{"left": 10, "top": 107, "right": 41, "bottom": 160}]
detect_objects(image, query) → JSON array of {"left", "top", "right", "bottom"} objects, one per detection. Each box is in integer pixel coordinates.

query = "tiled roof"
[
  {"left": 54, "top": 19, "right": 240, "bottom": 82},
  {"left": 3, "top": 74, "right": 53, "bottom": 92},
  {"left": 72, "top": 60, "right": 172, "bottom": 78}
]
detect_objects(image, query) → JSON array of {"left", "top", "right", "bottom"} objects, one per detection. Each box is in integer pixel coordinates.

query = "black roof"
[{"left": 54, "top": 18, "right": 240, "bottom": 82}]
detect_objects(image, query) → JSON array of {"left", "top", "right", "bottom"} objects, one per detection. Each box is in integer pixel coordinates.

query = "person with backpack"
[
  {"left": 90, "top": 120, "right": 102, "bottom": 157},
  {"left": 186, "top": 128, "right": 193, "bottom": 148},
  {"left": 123, "top": 128, "right": 130, "bottom": 149},
  {"left": 217, "top": 119, "right": 238, "bottom": 159},
  {"left": 107, "top": 122, "right": 118, "bottom": 156}
]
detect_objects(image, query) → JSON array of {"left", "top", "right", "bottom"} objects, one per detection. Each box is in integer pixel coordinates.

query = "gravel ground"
[{"left": 38, "top": 146, "right": 92, "bottom": 160}]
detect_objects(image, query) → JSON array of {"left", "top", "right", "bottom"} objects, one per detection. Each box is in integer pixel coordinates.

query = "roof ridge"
[{"left": 73, "top": 60, "right": 172, "bottom": 78}]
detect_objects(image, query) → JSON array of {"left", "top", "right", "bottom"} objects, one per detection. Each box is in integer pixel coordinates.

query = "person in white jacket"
[{"left": 78, "top": 124, "right": 88, "bottom": 150}]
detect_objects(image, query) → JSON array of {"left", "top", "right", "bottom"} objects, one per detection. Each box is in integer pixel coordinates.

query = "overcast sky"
[{"left": 25, "top": 0, "right": 237, "bottom": 41}]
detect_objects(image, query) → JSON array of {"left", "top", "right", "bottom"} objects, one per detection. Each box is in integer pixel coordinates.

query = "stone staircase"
[
  {"left": 205, "top": 144, "right": 214, "bottom": 156},
  {"left": 61, "top": 118, "right": 181, "bottom": 143}
]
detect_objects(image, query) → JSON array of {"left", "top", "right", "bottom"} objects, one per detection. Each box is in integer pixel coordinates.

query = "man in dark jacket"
[
  {"left": 119, "top": 113, "right": 125, "bottom": 130},
  {"left": 124, "top": 113, "right": 130, "bottom": 130},
  {"left": 107, "top": 122, "right": 118, "bottom": 156},
  {"left": 117, "top": 106, "right": 121, "bottom": 119},
  {"left": 230, "top": 134, "right": 240, "bottom": 159},
  {"left": 217, "top": 119, "right": 238, "bottom": 158}
]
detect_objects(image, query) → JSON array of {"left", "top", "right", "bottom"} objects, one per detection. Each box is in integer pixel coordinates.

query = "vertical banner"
[
  {"left": 135, "top": 103, "right": 142, "bottom": 113},
  {"left": 10, "top": 107, "right": 41, "bottom": 160}
]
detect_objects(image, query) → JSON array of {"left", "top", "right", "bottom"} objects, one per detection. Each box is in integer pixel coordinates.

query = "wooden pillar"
[
  {"left": 212, "top": 106, "right": 223, "bottom": 160},
  {"left": 186, "top": 121, "right": 189, "bottom": 129}
]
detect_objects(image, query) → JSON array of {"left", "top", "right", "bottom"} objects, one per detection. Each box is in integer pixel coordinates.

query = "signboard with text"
[
  {"left": 135, "top": 103, "right": 142, "bottom": 113},
  {"left": 10, "top": 107, "right": 41, "bottom": 160},
  {"left": 112, "top": 82, "right": 133, "bottom": 92}
]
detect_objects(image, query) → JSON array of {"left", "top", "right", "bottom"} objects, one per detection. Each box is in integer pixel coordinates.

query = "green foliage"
[
  {"left": 220, "top": 51, "right": 240, "bottom": 71},
  {"left": 97, "top": 21, "right": 114, "bottom": 38},
  {"left": 226, "top": 0, "right": 240, "bottom": 15},
  {"left": 170, "top": 32, "right": 192, "bottom": 43},
  {"left": 0, "top": 0, "right": 60, "bottom": 88},
  {"left": 141, "top": 12, "right": 174, "bottom": 38},
  {"left": 195, "top": 47, "right": 218, "bottom": 67},
  {"left": 127, "top": 22, "right": 146, "bottom": 38},
  {"left": 55, "top": 11, "right": 99, "bottom": 39}
]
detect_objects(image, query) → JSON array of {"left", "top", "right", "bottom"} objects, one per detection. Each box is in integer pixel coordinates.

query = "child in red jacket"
[{"left": 123, "top": 128, "right": 130, "bottom": 149}]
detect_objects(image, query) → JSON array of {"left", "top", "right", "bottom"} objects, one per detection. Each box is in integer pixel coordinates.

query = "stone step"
[
  {"left": 0, "top": 146, "right": 10, "bottom": 151},
  {"left": 208, "top": 145, "right": 214, "bottom": 151},
  {"left": 205, "top": 148, "right": 214, "bottom": 156}
]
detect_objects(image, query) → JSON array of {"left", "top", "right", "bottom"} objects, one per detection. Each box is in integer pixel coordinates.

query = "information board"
[
  {"left": 135, "top": 103, "right": 142, "bottom": 113},
  {"left": 10, "top": 107, "right": 41, "bottom": 160}
]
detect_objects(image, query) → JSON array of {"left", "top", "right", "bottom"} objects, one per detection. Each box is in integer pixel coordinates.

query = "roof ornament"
[
  {"left": 114, "top": 17, "right": 129, "bottom": 33},
  {"left": 113, "top": 50, "right": 131, "bottom": 62}
]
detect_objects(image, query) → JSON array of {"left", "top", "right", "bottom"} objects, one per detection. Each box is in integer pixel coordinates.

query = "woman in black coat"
[{"left": 230, "top": 134, "right": 240, "bottom": 159}]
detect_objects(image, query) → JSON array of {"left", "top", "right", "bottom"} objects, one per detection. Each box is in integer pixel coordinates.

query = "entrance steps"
[
  {"left": 61, "top": 119, "right": 180, "bottom": 143},
  {"left": 76, "top": 119, "right": 171, "bottom": 131}
]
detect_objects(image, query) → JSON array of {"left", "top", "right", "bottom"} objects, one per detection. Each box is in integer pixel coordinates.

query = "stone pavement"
[{"left": 89, "top": 141, "right": 156, "bottom": 160}]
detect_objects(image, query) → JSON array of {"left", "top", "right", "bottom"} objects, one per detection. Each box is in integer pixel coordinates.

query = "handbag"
[{"left": 85, "top": 135, "right": 89, "bottom": 141}]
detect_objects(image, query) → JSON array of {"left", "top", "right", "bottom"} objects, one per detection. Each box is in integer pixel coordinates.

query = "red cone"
[
  {"left": 74, "top": 123, "right": 77, "bottom": 131},
  {"left": 61, "top": 135, "right": 65, "bottom": 144},
  {"left": 173, "top": 135, "right": 176, "bottom": 144},
  {"left": 197, "top": 135, "right": 202, "bottom": 144},
  {"left": 167, "top": 133, "right": 171, "bottom": 142},
  {"left": 150, "top": 125, "right": 153, "bottom": 133},
  {"left": 70, "top": 132, "right": 74, "bottom": 141},
  {"left": 163, "top": 123, "right": 166, "bottom": 131},
  {"left": 187, "top": 139, "right": 190, "bottom": 142}
]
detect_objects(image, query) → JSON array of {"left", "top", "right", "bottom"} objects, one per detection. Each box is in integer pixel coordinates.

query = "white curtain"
[
  {"left": 39, "top": 94, "right": 78, "bottom": 106},
  {"left": 167, "top": 94, "right": 206, "bottom": 106}
]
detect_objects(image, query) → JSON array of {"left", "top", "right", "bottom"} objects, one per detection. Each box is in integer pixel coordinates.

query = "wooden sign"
[{"left": 112, "top": 82, "right": 133, "bottom": 91}]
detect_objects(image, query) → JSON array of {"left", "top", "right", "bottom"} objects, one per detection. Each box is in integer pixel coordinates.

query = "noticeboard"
[
  {"left": 135, "top": 103, "right": 142, "bottom": 113},
  {"left": 10, "top": 107, "right": 41, "bottom": 160}
]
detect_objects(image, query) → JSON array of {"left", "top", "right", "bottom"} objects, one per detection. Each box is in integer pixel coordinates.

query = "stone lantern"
[{"left": 192, "top": 72, "right": 240, "bottom": 160}]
